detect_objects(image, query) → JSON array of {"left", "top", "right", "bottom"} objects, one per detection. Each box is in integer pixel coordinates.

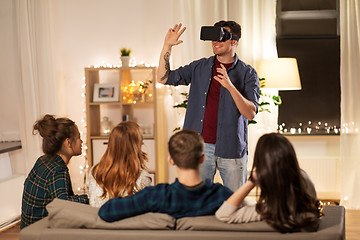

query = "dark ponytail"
[{"left": 33, "top": 114, "right": 78, "bottom": 156}]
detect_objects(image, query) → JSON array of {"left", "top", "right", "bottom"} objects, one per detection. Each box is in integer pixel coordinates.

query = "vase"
[
  {"left": 100, "top": 116, "right": 111, "bottom": 136},
  {"left": 121, "top": 56, "right": 130, "bottom": 67}
]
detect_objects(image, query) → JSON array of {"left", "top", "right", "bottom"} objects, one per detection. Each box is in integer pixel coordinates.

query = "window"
[{"left": 276, "top": 0, "right": 340, "bottom": 135}]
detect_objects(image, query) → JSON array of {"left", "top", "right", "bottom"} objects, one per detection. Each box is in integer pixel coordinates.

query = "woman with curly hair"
[
  {"left": 21, "top": 114, "right": 89, "bottom": 229},
  {"left": 88, "top": 121, "right": 152, "bottom": 207},
  {"left": 216, "top": 133, "right": 321, "bottom": 233}
]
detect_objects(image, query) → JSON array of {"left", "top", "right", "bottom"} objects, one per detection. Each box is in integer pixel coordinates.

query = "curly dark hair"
[
  {"left": 214, "top": 20, "right": 241, "bottom": 40},
  {"left": 33, "top": 114, "right": 78, "bottom": 156}
]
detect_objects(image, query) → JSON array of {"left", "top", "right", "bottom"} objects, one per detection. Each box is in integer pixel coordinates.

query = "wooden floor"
[
  {"left": 1, "top": 210, "right": 359, "bottom": 240},
  {"left": 0, "top": 222, "right": 20, "bottom": 240},
  {"left": 346, "top": 209, "right": 360, "bottom": 240}
]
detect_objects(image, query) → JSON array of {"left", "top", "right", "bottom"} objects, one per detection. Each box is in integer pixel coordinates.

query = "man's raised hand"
[{"left": 164, "top": 23, "right": 186, "bottom": 47}]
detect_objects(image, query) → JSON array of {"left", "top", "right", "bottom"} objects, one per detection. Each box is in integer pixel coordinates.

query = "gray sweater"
[{"left": 216, "top": 170, "right": 317, "bottom": 223}]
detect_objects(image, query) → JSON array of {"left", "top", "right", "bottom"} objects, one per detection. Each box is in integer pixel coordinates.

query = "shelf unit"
[{"left": 85, "top": 66, "right": 158, "bottom": 183}]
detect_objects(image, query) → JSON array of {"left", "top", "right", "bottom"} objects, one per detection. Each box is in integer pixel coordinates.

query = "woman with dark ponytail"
[
  {"left": 216, "top": 133, "right": 321, "bottom": 233},
  {"left": 21, "top": 114, "right": 89, "bottom": 229}
]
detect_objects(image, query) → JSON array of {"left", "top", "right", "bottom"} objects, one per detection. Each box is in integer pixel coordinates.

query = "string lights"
[
  {"left": 278, "top": 121, "right": 341, "bottom": 135},
  {"left": 89, "top": 58, "right": 156, "bottom": 69},
  {"left": 77, "top": 77, "right": 89, "bottom": 193}
]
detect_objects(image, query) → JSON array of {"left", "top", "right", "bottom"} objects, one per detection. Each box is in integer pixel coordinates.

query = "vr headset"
[{"left": 200, "top": 26, "right": 239, "bottom": 42}]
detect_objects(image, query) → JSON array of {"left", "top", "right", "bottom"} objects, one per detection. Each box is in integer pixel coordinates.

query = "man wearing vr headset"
[{"left": 157, "top": 21, "right": 259, "bottom": 192}]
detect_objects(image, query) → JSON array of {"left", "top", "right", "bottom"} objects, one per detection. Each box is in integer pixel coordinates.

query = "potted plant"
[
  {"left": 120, "top": 48, "right": 131, "bottom": 67},
  {"left": 172, "top": 78, "right": 282, "bottom": 130}
]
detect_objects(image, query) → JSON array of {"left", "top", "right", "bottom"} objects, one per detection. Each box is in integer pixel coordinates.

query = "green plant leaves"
[{"left": 171, "top": 77, "right": 282, "bottom": 126}]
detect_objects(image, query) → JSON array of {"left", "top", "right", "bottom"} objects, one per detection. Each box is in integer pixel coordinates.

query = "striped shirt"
[
  {"left": 99, "top": 178, "right": 233, "bottom": 222},
  {"left": 21, "top": 155, "right": 89, "bottom": 229}
]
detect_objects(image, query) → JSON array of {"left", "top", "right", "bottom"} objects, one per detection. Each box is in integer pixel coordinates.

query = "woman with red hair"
[{"left": 88, "top": 121, "right": 151, "bottom": 207}]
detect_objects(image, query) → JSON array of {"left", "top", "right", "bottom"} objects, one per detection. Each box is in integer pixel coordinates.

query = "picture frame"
[{"left": 93, "top": 83, "right": 119, "bottom": 102}]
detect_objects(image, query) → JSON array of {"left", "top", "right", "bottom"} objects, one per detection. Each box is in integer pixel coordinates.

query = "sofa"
[{"left": 20, "top": 199, "right": 345, "bottom": 240}]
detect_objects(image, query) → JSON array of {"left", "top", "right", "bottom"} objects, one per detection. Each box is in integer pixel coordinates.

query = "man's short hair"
[
  {"left": 168, "top": 129, "right": 204, "bottom": 169},
  {"left": 214, "top": 20, "right": 241, "bottom": 40}
]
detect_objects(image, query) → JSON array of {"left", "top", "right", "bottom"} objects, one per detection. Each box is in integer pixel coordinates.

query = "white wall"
[
  {"left": 0, "top": 0, "right": 342, "bottom": 194},
  {"left": 0, "top": 0, "right": 25, "bottom": 176},
  {"left": 0, "top": 0, "right": 21, "bottom": 142},
  {"left": 52, "top": 0, "right": 174, "bottom": 118},
  {"left": 248, "top": 113, "right": 340, "bottom": 198},
  {"left": 52, "top": 0, "right": 174, "bottom": 189},
  {"left": 0, "top": 1, "right": 25, "bottom": 225},
  {"left": 287, "top": 135, "right": 340, "bottom": 199}
]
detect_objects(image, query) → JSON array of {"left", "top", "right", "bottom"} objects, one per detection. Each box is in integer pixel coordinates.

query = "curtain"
[
  {"left": 227, "top": 0, "right": 279, "bottom": 166},
  {"left": 170, "top": 0, "right": 277, "bottom": 67},
  {"left": 340, "top": 0, "right": 360, "bottom": 209},
  {"left": 164, "top": 0, "right": 277, "bottom": 181},
  {"left": 15, "top": 0, "right": 58, "bottom": 172},
  {"left": 228, "top": 0, "right": 278, "bottom": 66}
]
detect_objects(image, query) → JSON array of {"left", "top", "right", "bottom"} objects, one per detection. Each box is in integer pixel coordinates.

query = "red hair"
[{"left": 92, "top": 121, "right": 148, "bottom": 199}]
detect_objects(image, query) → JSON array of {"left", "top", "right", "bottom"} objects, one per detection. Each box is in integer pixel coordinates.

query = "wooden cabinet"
[{"left": 85, "top": 66, "right": 158, "bottom": 183}]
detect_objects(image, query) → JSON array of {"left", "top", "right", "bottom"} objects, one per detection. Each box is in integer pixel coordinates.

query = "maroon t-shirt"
[{"left": 201, "top": 58, "right": 233, "bottom": 144}]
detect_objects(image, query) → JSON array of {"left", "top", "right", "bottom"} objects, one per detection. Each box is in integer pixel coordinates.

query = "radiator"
[
  {"left": 298, "top": 157, "right": 340, "bottom": 199},
  {"left": 0, "top": 174, "right": 25, "bottom": 229}
]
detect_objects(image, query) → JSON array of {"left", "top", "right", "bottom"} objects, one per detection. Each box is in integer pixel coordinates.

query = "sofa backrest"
[{"left": 44, "top": 198, "right": 345, "bottom": 240}]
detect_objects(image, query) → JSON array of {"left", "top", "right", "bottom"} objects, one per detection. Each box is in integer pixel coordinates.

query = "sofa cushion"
[
  {"left": 176, "top": 215, "right": 275, "bottom": 231},
  {"left": 46, "top": 198, "right": 176, "bottom": 230}
]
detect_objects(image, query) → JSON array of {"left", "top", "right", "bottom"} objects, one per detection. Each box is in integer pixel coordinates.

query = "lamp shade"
[{"left": 257, "top": 58, "right": 301, "bottom": 90}]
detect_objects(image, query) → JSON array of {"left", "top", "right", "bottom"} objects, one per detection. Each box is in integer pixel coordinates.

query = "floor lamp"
[
  {"left": 257, "top": 58, "right": 302, "bottom": 90},
  {"left": 255, "top": 58, "right": 302, "bottom": 133}
]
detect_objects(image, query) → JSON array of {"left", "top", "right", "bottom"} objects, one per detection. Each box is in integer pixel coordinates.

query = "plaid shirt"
[
  {"left": 99, "top": 178, "right": 233, "bottom": 222},
  {"left": 21, "top": 155, "right": 89, "bottom": 229}
]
